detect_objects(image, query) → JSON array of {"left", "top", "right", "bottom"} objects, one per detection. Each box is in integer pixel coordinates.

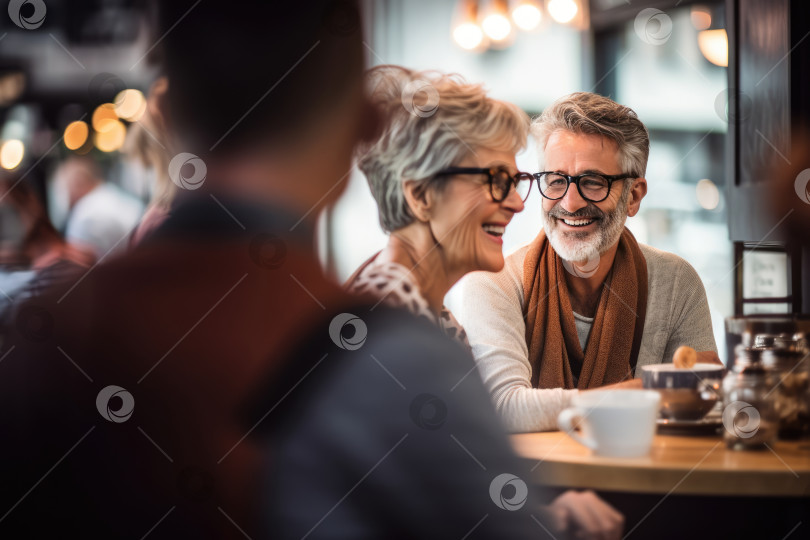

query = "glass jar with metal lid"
[
  {"left": 752, "top": 333, "right": 797, "bottom": 349},
  {"left": 721, "top": 346, "right": 779, "bottom": 450},
  {"left": 761, "top": 347, "right": 810, "bottom": 439},
  {"left": 793, "top": 332, "right": 809, "bottom": 352}
]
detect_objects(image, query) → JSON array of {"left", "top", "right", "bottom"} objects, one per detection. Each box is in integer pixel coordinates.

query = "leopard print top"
[{"left": 347, "top": 260, "right": 470, "bottom": 349}]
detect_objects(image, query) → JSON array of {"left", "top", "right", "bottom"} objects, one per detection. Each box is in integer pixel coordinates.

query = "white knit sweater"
[{"left": 451, "top": 243, "right": 718, "bottom": 433}]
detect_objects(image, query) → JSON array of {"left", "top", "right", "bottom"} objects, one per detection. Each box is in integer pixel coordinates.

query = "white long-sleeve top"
[{"left": 451, "top": 242, "right": 718, "bottom": 433}]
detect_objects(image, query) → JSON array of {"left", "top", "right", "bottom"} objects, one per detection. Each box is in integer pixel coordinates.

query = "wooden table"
[{"left": 511, "top": 431, "right": 810, "bottom": 497}]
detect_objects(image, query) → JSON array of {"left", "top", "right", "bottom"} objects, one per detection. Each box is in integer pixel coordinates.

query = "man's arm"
[
  {"left": 661, "top": 257, "right": 719, "bottom": 364},
  {"left": 451, "top": 260, "right": 577, "bottom": 433}
]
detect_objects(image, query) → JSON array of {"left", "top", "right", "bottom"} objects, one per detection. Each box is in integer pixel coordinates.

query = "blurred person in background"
[
  {"left": 0, "top": 176, "right": 92, "bottom": 334},
  {"left": 125, "top": 76, "right": 175, "bottom": 247},
  {"left": 0, "top": 2, "right": 622, "bottom": 539},
  {"left": 55, "top": 155, "right": 143, "bottom": 259},
  {"left": 455, "top": 92, "right": 719, "bottom": 433}
]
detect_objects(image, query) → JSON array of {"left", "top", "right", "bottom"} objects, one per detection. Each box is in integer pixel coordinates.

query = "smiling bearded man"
[{"left": 454, "top": 92, "right": 719, "bottom": 433}]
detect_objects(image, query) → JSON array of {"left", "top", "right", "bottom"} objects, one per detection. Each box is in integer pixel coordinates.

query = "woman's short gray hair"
[
  {"left": 531, "top": 92, "right": 649, "bottom": 178},
  {"left": 357, "top": 65, "right": 530, "bottom": 232}
]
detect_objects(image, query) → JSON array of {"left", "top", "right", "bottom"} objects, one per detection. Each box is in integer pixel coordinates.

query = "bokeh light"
[
  {"left": 453, "top": 22, "right": 484, "bottom": 50},
  {"left": 698, "top": 29, "right": 728, "bottom": 67},
  {"left": 94, "top": 120, "right": 127, "bottom": 152},
  {"left": 64, "top": 120, "right": 89, "bottom": 150},
  {"left": 92, "top": 103, "right": 119, "bottom": 133},
  {"left": 114, "top": 89, "right": 146, "bottom": 122},
  {"left": 548, "top": 0, "right": 578, "bottom": 24},
  {"left": 690, "top": 6, "right": 712, "bottom": 31},
  {"left": 0, "top": 139, "right": 24, "bottom": 169},
  {"left": 482, "top": 12, "right": 512, "bottom": 41},
  {"left": 696, "top": 178, "right": 720, "bottom": 210},
  {"left": 512, "top": 2, "right": 542, "bottom": 31}
]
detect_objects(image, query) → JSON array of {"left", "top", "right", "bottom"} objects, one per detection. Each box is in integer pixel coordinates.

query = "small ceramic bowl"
[{"left": 641, "top": 363, "right": 725, "bottom": 420}]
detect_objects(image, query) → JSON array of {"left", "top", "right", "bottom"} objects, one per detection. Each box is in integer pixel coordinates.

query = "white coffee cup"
[{"left": 557, "top": 390, "right": 661, "bottom": 458}]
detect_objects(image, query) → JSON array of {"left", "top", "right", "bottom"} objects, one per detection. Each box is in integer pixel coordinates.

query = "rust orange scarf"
[{"left": 522, "top": 227, "right": 648, "bottom": 389}]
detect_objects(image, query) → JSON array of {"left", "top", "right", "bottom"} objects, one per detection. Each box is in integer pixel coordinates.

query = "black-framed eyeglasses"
[
  {"left": 533, "top": 171, "right": 635, "bottom": 203},
  {"left": 433, "top": 166, "right": 534, "bottom": 203}
]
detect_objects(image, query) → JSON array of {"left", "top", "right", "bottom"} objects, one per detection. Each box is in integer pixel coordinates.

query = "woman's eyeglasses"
[{"left": 433, "top": 166, "right": 534, "bottom": 203}]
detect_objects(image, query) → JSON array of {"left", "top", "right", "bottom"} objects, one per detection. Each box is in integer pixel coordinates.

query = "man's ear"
[
  {"left": 626, "top": 177, "right": 647, "bottom": 217},
  {"left": 402, "top": 180, "right": 433, "bottom": 222}
]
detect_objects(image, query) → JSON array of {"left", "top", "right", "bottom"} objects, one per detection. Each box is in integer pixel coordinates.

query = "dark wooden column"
[{"left": 727, "top": 0, "right": 810, "bottom": 314}]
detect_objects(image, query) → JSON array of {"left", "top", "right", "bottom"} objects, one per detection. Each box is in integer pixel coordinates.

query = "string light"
[
  {"left": 512, "top": 0, "right": 542, "bottom": 31},
  {"left": 548, "top": 0, "right": 578, "bottom": 24},
  {"left": 452, "top": 0, "right": 485, "bottom": 50},
  {"left": 482, "top": 0, "right": 512, "bottom": 42}
]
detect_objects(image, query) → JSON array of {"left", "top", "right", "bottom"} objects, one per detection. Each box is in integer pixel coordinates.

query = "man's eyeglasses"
[
  {"left": 534, "top": 171, "right": 635, "bottom": 203},
  {"left": 434, "top": 166, "right": 534, "bottom": 203}
]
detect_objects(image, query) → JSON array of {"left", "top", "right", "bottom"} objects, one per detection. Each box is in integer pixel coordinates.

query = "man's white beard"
[{"left": 544, "top": 190, "right": 630, "bottom": 263}]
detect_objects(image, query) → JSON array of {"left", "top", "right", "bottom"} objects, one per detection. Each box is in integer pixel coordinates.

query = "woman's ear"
[
  {"left": 402, "top": 180, "right": 433, "bottom": 222},
  {"left": 148, "top": 76, "right": 170, "bottom": 139}
]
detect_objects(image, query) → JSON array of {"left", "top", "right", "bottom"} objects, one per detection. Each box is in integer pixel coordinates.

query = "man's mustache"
[{"left": 547, "top": 203, "right": 605, "bottom": 221}]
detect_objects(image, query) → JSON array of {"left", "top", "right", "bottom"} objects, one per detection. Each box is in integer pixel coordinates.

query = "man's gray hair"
[
  {"left": 532, "top": 92, "right": 649, "bottom": 178},
  {"left": 357, "top": 65, "right": 530, "bottom": 232}
]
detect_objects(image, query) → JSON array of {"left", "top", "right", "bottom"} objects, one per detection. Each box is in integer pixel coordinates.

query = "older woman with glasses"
[
  {"left": 347, "top": 66, "right": 533, "bottom": 345},
  {"left": 347, "top": 66, "right": 624, "bottom": 539}
]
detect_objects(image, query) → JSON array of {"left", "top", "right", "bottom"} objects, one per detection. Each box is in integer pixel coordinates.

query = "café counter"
[{"left": 511, "top": 430, "right": 810, "bottom": 496}]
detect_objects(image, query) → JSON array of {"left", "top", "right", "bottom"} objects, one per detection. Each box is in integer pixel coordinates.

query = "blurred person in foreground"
[
  {"left": 455, "top": 92, "right": 719, "bottom": 432},
  {"left": 0, "top": 176, "right": 91, "bottom": 334},
  {"left": 0, "top": 3, "right": 621, "bottom": 540},
  {"left": 54, "top": 155, "right": 143, "bottom": 259}
]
